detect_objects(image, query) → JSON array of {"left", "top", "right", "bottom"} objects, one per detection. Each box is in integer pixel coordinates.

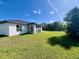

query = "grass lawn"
[{"left": 0, "top": 31, "right": 79, "bottom": 59}]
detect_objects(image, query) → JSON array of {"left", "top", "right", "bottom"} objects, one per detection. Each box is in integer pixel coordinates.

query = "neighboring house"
[{"left": 0, "top": 20, "right": 42, "bottom": 36}]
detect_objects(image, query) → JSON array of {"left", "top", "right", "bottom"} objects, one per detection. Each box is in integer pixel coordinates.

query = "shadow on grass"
[
  {"left": 20, "top": 33, "right": 32, "bottom": 36},
  {"left": 48, "top": 35, "right": 79, "bottom": 49},
  {"left": 0, "top": 35, "right": 7, "bottom": 38}
]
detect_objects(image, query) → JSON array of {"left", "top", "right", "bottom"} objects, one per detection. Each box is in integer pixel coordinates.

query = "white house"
[{"left": 0, "top": 20, "right": 42, "bottom": 36}]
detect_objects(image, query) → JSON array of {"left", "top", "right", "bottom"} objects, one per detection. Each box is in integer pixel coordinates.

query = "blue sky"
[{"left": 0, "top": 0, "right": 79, "bottom": 23}]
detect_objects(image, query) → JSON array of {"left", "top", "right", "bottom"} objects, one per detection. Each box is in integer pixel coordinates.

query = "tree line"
[{"left": 42, "top": 21, "right": 66, "bottom": 31}]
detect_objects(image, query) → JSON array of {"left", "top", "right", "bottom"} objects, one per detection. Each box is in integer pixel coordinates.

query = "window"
[{"left": 16, "top": 25, "right": 22, "bottom": 31}]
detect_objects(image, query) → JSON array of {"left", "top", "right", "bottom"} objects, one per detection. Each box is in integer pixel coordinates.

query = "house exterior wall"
[
  {"left": 0, "top": 23, "right": 9, "bottom": 35},
  {"left": 9, "top": 23, "right": 28, "bottom": 36},
  {"left": 27, "top": 25, "right": 37, "bottom": 34},
  {"left": 40, "top": 27, "right": 42, "bottom": 32},
  {"left": 0, "top": 23, "right": 42, "bottom": 36},
  {"left": 33, "top": 25, "right": 36, "bottom": 34},
  {"left": 36, "top": 27, "right": 42, "bottom": 32}
]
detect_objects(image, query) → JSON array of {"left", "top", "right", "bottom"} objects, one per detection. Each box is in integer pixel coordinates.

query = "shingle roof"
[
  {"left": 27, "top": 22, "right": 42, "bottom": 27},
  {"left": 0, "top": 20, "right": 42, "bottom": 27},
  {"left": 27, "top": 22, "right": 37, "bottom": 25},
  {"left": 0, "top": 20, "right": 28, "bottom": 25}
]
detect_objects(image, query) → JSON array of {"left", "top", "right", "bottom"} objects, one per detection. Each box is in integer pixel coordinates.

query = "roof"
[
  {"left": 27, "top": 22, "right": 42, "bottom": 27},
  {"left": 0, "top": 20, "right": 28, "bottom": 25},
  {"left": 27, "top": 22, "right": 37, "bottom": 25},
  {"left": 0, "top": 20, "right": 42, "bottom": 27}
]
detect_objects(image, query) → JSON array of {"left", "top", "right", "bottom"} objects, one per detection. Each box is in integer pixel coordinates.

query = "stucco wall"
[
  {"left": 33, "top": 25, "right": 36, "bottom": 34},
  {"left": 0, "top": 23, "right": 42, "bottom": 36},
  {"left": 0, "top": 23, "right": 9, "bottom": 35},
  {"left": 36, "top": 27, "right": 42, "bottom": 32},
  {"left": 9, "top": 23, "right": 28, "bottom": 36},
  {"left": 0, "top": 23, "right": 28, "bottom": 36}
]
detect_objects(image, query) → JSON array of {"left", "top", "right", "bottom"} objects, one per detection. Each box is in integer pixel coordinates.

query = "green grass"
[{"left": 0, "top": 31, "right": 79, "bottom": 59}]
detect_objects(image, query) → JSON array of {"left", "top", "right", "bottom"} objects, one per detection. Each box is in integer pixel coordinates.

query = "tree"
[
  {"left": 64, "top": 7, "right": 79, "bottom": 38},
  {"left": 41, "top": 23, "right": 50, "bottom": 30},
  {"left": 41, "top": 22, "right": 66, "bottom": 31},
  {"left": 52, "top": 22, "right": 66, "bottom": 31}
]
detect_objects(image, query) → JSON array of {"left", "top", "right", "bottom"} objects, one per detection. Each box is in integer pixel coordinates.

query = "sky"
[{"left": 0, "top": 0, "right": 79, "bottom": 23}]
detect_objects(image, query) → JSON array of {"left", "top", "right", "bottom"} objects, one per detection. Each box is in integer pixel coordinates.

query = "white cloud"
[
  {"left": 33, "top": 9, "right": 41, "bottom": 14},
  {"left": 49, "top": 19, "right": 53, "bottom": 23},
  {"left": 38, "top": 9, "right": 41, "bottom": 14},
  {"left": 50, "top": 11, "right": 54, "bottom": 15},
  {"left": 0, "top": 1, "right": 5, "bottom": 4},
  {"left": 33, "top": 10, "right": 38, "bottom": 14}
]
